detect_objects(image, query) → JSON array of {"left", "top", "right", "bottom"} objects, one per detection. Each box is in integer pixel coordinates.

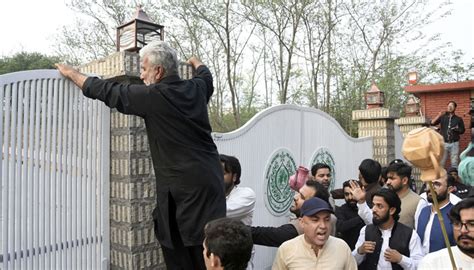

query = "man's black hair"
[
  {"left": 359, "top": 159, "right": 381, "bottom": 184},
  {"left": 449, "top": 197, "right": 474, "bottom": 223},
  {"left": 204, "top": 218, "right": 253, "bottom": 270},
  {"left": 219, "top": 154, "right": 242, "bottom": 185},
  {"left": 311, "top": 163, "right": 331, "bottom": 177},
  {"left": 448, "top": 100, "right": 457, "bottom": 108},
  {"left": 386, "top": 162, "right": 412, "bottom": 181},
  {"left": 372, "top": 188, "right": 401, "bottom": 221},
  {"left": 305, "top": 179, "right": 330, "bottom": 205}
]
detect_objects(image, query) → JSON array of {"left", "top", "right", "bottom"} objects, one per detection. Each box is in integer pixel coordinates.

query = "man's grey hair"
[{"left": 139, "top": 41, "right": 179, "bottom": 76}]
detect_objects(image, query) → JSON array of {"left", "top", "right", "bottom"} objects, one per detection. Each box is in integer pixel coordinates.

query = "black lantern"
[
  {"left": 116, "top": 6, "right": 164, "bottom": 52},
  {"left": 405, "top": 95, "right": 420, "bottom": 116},
  {"left": 365, "top": 82, "right": 384, "bottom": 109}
]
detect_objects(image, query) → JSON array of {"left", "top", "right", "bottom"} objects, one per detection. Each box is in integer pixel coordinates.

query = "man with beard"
[
  {"left": 219, "top": 154, "right": 256, "bottom": 226},
  {"left": 335, "top": 180, "right": 365, "bottom": 250},
  {"left": 431, "top": 100, "right": 465, "bottom": 168},
  {"left": 354, "top": 161, "right": 427, "bottom": 228},
  {"left": 311, "top": 163, "right": 336, "bottom": 209},
  {"left": 418, "top": 197, "right": 474, "bottom": 269},
  {"left": 272, "top": 197, "right": 357, "bottom": 270},
  {"left": 251, "top": 180, "right": 332, "bottom": 247},
  {"left": 353, "top": 189, "right": 423, "bottom": 270},
  {"left": 415, "top": 173, "right": 456, "bottom": 254}
]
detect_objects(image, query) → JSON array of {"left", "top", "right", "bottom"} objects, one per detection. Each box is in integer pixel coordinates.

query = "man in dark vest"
[
  {"left": 415, "top": 174, "right": 456, "bottom": 254},
  {"left": 353, "top": 189, "right": 423, "bottom": 270}
]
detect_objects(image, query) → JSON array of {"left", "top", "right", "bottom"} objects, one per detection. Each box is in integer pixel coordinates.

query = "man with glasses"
[
  {"left": 418, "top": 197, "right": 474, "bottom": 269},
  {"left": 415, "top": 174, "right": 456, "bottom": 254}
]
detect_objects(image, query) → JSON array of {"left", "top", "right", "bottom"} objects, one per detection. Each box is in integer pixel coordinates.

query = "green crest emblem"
[
  {"left": 264, "top": 149, "right": 297, "bottom": 216},
  {"left": 311, "top": 148, "right": 336, "bottom": 191}
]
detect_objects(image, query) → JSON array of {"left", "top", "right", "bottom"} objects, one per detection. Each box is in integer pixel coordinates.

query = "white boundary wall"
[{"left": 0, "top": 70, "right": 110, "bottom": 270}]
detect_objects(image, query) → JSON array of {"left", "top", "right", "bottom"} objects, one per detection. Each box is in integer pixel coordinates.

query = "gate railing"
[{"left": 0, "top": 70, "right": 110, "bottom": 269}]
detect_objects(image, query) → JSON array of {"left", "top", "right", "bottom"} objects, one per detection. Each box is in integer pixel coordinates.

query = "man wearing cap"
[
  {"left": 251, "top": 180, "right": 336, "bottom": 247},
  {"left": 418, "top": 197, "right": 474, "bottom": 269},
  {"left": 431, "top": 100, "right": 465, "bottom": 168},
  {"left": 272, "top": 197, "right": 357, "bottom": 270},
  {"left": 353, "top": 189, "right": 423, "bottom": 270}
]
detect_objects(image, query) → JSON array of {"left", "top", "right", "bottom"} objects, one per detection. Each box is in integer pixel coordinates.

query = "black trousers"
[{"left": 154, "top": 194, "right": 206, "bottom": 270}]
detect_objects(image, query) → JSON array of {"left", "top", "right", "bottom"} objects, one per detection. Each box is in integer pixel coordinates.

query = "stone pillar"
[
  {"left": 80, "top": 51, "right": 164, "bottom": 269},
  {"left": 352, "top": 108, "right": 400, "bottom": 165},
  {"left": 79, "top": 51, "right": 192, "bottom": 269},
  {"left": 395, "top": 116, "right": 428, "bottom": 190}
]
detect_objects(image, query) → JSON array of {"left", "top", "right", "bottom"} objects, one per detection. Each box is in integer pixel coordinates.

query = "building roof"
[{"left": 405, "top": 80, "right": 474, "bottom": 94}]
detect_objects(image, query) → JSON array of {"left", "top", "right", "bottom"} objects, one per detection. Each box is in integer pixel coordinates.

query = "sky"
[{"left": 0, "top": 0, "right": 472, "bottom": 61}]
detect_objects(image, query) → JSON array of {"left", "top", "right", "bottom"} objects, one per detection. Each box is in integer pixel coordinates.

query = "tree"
[
  {"left": 243, "top": 0, "right": 312, "bottom": 104},
  {"left": 0, "top": 52, "right": 62, "bottom": 75}
]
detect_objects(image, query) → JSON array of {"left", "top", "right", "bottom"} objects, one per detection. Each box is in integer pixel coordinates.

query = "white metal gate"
[{"left": 0, "top": 70, "right": 110, "bottom": 269}]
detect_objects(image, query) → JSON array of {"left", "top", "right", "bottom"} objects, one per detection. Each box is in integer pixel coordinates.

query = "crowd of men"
[
  {"left": 57, "top": 40, "right": 473, "bottom": 270},
  {"left": 213, "top": 155, "right": 473, "bottom": 270}
]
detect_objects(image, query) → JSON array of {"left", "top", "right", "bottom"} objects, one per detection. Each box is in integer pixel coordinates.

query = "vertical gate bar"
[
  {"left": 90, "top": 100, "right": 98, "bottom": 268},
  {"left": 44, "top": 78, "right": 54, "bottom": 270},
  {"left": 15, "top": 81, "right": 25, "bottom": 269},
  {"left": 71, "top": 83, "right": 79, "bottom": 270},
  {"left": 61, "top": 78, "right": 70, "bottom": 270},
  {"left": 39, "top": 78, "right": 49, "bottom": 269},
  {"left": 84, "top": 99, "right": 90, "bottom": 269},
  {"left": 9, "top": 81, "right": 18, "bottom": 269},
  {"left": 17, "top": 80, "right": 26, "bottom": 268},
  {"left": 66, "top": 80, "right": 75, "bottom": 269},
  {"left": 78, "top": 91, "right": 85, "bottom": 268},
  {"left": 0, "top": 81, "right": 5, "bottom": 270},
  {"left": 14, "top": 81, "right": 22, "bottom": 268},
  {"left": 32, "top": 79, "right": 42, "bottom": 269},
  {"left": 56, "top": 78, "right": 65, "bottom": 269},
  {"left": 50, "top": 78, "right": 59, "bottom": 269},
  {"left": 101, "top": 102, "right": 110, "bottom": 270},
  {"left": 20, "top": 80, "right": 30, "bottom": 268},
  {"left": 1, "top": 83, "right": 12, "bottom": 270},
  {"left": 27, "top": 79, "right": 37, "bottom": 270}
]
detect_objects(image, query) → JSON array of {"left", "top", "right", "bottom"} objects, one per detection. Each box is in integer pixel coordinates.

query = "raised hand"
[{"left": 349, "top": 180, "right": 366, "bottom": 203}]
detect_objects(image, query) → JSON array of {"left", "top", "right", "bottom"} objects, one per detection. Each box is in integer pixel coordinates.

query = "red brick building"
[{"left": 405, "top": 80, "right": 474, "bottom": 160}]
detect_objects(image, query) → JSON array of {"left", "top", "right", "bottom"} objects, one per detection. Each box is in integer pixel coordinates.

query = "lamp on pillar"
[
  {"left": 116, "top": 6, "right": 164, "bottom": 52},
  {"left": 405, "top": 95, "right": 420, "bottom": 116},
  {"left": 408, "top": 71, "right": 418, "bottom": 85},
  {"left": 365, "top": 82, "right": 384, "bottom": 109}
]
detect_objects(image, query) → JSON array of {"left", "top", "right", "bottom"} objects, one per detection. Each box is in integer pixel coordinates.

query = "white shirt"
[
  {"left": 226, "top": 186, "right": 256, "bottom": 225},
  {"left": 357, "top": 197, "right": 427, "bottom": 229},
  {"left": 227, "top": 186, "right": 256, "bottom": 270},
  {"left": 352, "top": 225, "right": 424, "bottom": 270},
  {"left": 418, "top": 246, "right": 474, "bottom": 270}
]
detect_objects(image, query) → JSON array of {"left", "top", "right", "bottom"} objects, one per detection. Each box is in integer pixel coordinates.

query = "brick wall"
[{"left": 418, "top": 90, "right": 472, "bottom": 166}]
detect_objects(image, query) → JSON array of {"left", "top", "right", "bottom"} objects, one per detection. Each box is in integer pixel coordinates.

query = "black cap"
[{"left": 300, "top": 197, "right": 333, "bottom": 217}]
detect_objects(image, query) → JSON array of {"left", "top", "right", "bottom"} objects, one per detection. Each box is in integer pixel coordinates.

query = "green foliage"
[
  {"left": 50, "top": 0, "right": 472, "bottom": 137},
  {"left": 0, "top": 52, "right": 62, "bottom": 75}
]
